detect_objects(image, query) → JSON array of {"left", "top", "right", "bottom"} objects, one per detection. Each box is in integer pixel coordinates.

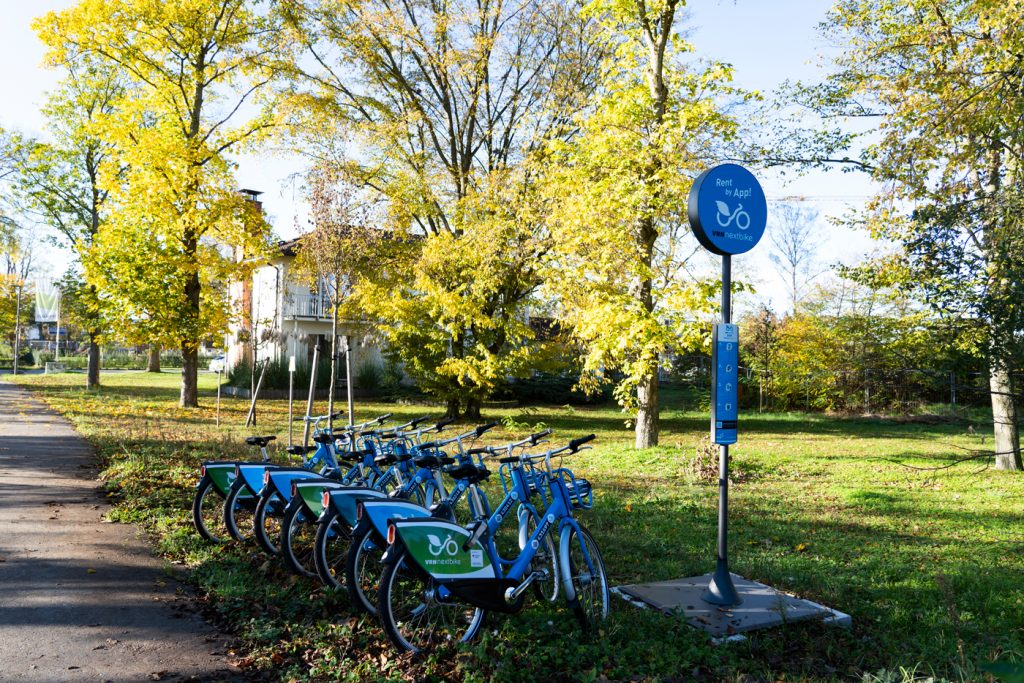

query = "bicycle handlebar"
[
  {"left": 475, "top": 421, "right": 499, "bottom": 437},
  {"left": 509, "top": 434, "right": 597, "bottom": 465},
  {"left": 569, "top": 434, "right": 596, "bottom": 452},
  {"left": 469, "top": 429, "right": 553, "bottom": 459},
  {"left": 301, "top": 410, "right": 344, "bottom": 423},
  {"left": 530, "top": 428, "right": 553, "bottom": 445},
  {"left": 383, "top": 417, "right": 452, "bottom": 443}
]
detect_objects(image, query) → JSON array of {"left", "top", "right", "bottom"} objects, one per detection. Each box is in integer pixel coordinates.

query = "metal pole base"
[{"left": 703, "top": 559, "right": 742, "bottom": 606}]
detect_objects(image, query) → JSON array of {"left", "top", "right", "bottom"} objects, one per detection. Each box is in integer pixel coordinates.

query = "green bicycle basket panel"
[
  {"left": 394, "top": 519, "right": 496, "bottom": 581},
  {"left": 205, "top": 464, "right": 236, "bottom": 496}
]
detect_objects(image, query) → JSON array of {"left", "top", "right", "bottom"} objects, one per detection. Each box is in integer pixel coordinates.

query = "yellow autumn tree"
[
  {"left": 277, "top": 0, "right": 604, "bottom": 418},
  {"left": 35, "top": 0, "right": 284, "bottom": 406},
  {"left": 541, "top": 0, "right": 746, "bottom": 447}
]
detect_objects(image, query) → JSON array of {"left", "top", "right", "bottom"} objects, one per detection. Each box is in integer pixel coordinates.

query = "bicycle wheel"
[
  {"left": 223, "top": 479, "right": 258, "bottom": 542},
  {"left": 377, "top": 548, "right": 486, "bottom": 654},
  {"left": 254, "top": 492, "right": 285, "bottom": 556},
  {"left": 192, "top": 476, "right": 228, "bottom": 543},
  {"left": 345, "top": 522, "right": 385, "bottom": 615},
  {"left": 313, "top": 511, "right": 351, "bottom": 588},
  {"left": 562, "top": 523, "right": 609, "bottom": 629},
  {"left": 280, "top": 501, "right": 318, "bottom": 578},
  {"left": 521, "top": 508, "right": 558, "bottom": 603}
]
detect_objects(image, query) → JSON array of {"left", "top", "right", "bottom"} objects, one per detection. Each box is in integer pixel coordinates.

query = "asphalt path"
[{"left": 0, "top": 380, "right": 244, "bottom": 682}]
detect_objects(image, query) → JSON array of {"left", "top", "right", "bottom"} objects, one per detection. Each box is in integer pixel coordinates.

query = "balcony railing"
[{"left": 283, "top": 294, "right": 331, "bottom": 320}]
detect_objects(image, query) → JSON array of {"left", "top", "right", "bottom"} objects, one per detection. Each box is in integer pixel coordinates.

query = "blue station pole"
[{"left": 705, "top": 254, "right": 740, "bottom": 606}]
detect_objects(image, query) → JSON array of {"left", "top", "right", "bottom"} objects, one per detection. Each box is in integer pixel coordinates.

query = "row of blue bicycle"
[{"left": 191, "top": 411, "right": 609, "bottom": 653}]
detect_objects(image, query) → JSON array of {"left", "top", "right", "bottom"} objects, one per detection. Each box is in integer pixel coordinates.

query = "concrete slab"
[{"left": 616, "top": 573, "right": 851, "bottom": 638}]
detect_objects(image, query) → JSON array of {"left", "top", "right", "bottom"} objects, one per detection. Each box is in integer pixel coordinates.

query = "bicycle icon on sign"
[
  {"left": 715, "top": 200, "right": 750, "bottom": 230},
  {"left": 427, "top": 533, "right": 458, "bottom": 557}
]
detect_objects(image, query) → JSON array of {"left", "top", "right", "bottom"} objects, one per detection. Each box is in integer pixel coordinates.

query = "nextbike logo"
[
  {"left": 427, "top": 533, "right": 458, "bottom": 556},
  {"left": 715, "top": 200, "right": 751, "bottom": 230},
  {"left": 711, "top": 229, "right": 755, "bottom": 242}
]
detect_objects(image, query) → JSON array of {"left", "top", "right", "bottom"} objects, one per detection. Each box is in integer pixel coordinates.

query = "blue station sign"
[
  {"left": 711, "top": 323, "right": 739, "bottom": 445},
  {"left": 687, "top": 164, "right": 767, "bottom": 256}
]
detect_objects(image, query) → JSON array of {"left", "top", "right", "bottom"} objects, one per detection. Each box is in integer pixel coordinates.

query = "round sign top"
[{"left": 688, "top": 164, "right": 767, "bottom": 256}]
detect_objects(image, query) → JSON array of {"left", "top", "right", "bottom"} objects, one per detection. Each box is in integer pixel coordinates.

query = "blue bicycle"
[
  {"left": 219, "top": 412, "right": 392, "bottom": 543},
  {"left": 312, "top": 423, "right": 500, "bottom": 599},
  {"left": 276, "top": 417, "right": 456, "bottom": 577},
  {"left": 247, "top": 415, "right": 434, "bottom": 556},
  {"left": 337, "top": 425, "right": 544, "bottom": 615},
  {"left": 377, "top": 435, "right": 608, "bottom": 653}
]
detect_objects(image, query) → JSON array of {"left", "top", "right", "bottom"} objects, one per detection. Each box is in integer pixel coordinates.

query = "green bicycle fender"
[
  {"left": 392, "top": 518, "right": 495, "bottom": 581},
  {"left": 294, "top": 480, "right": 348, "bottom": 518},
  {"left": 203, "top": 463, "right": 236, "bottom": 497}
]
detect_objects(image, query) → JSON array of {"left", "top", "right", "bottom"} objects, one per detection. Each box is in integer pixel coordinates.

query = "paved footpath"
[{"left": 0, "top": 381, "right": 244, "bottom": 682}]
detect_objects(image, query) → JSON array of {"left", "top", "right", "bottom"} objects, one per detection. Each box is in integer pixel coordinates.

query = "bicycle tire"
[
  {"left": 223, "top": 478, "right": 258, "bottom": 543},
  {"left": 561, "top": 523, "right": 610, "bottom": 629},
  {"left": 192, "top": 475, "right": 228, "bottom": 543},
  {"left": 377, "top": 547, "right": 486, "bottom": 654},
  {"left": 313, "top": 511, "right": 351, "bottom": 588},
  {"left": 345, "top": 521, "right": 385, "bottom": 615},
  {"left": 254, "top": 492, "right": 286, "bottom": 556},
  {"left": 280, "top": 500, "right": 318, "bottom": 577}
]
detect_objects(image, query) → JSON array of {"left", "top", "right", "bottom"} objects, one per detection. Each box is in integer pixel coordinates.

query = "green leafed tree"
[
  {"left": 7, "top": 64, "right": 121, "bottom": 388},
  {"left": 540, "top": 0, "right": 744, "bottom": 447},
  {"left": 35, "top": 0, "right": 284, "bottom": 406},
  {"left": 810, "top": 0, "right": 1024, "bottom": 469},
  {"left": 278, "top": 0, "right": 605, "bottom": 417}
]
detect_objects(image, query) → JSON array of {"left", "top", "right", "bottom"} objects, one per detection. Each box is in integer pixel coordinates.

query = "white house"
[{"left": 226, "top": 192, "right": 385, "bottom": 383}]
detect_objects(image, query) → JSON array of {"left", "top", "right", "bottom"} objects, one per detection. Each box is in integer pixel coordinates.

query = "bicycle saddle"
[
  {"left": 311, "top": 434, "right": 335, "bottom": 445},
  {"left": 286, "top": 445, "right": 316, "bottom": 456},
  {"left": 444, "top": 462, "right": 490, "bottom": 484},
  {"left": 337, "top": 447, "right": 372, "bottom": 463},
  {"left": 245, "top": 435, "right": 277, "bottom": 447},
  {"left": 412, "top": 453, "right": 454, "bottom": 469},
  {"left": 374, "top": 450, "right": 412, "bottom": 466}
]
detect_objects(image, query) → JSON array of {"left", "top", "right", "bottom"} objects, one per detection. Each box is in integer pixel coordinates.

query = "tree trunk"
[
  {"left": 86, "top": 336, "right": 101, "bottom": 389},
  {"left": 445, "top": 398, "right": 460, "bottom": 420},
  {"left": 634, "top": 210, "right": 659, "bottom": 448},
  {"left": 635, "top": 365, "right": 660, "bottom": 449},
  {"left": 464, "top": 397, "right": 482, "bottom": 421},
  {"left": 180, "top": 343, "right": 199, "bottom": 408},
  {"left": 147, "top": 345, "right": 161, "bottom": 372},
  {"left": 990, "top": 363, "right": 1022, "bottom": 471},
  {"left": 180, "top": 242, "right": 201, "bottom": 408}
]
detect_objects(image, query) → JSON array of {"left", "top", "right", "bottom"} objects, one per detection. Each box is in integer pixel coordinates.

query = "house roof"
[
  {"left": 278, "top": 237, "right": 303, "bottom": 256},
  {"left": 276, "top": 228, "right": 422, "bottom": 257}
]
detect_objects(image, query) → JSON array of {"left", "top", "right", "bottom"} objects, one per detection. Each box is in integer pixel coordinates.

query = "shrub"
[
  {"left": 228, "top": 356, "right": 332, "bottom": 392},
  {"left": 494, "top": 372, "right": 611, "bottom": 405},
  {"left": 355, "top": 360, "right": 383, "bottom": 393}
]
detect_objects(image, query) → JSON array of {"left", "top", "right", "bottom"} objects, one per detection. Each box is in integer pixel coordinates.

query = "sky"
[{"left": 0, "top": 0, "right": 881, "bottom": 314}]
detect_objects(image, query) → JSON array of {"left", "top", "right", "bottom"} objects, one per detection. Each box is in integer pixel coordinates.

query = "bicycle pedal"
[{"left": 504, "top": 571, "right": 543, "bottom": 604}]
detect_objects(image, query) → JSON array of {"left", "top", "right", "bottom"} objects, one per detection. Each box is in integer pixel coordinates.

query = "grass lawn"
[{"left": 11, "top": 371, "right": 1024, "bottom": 682}]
